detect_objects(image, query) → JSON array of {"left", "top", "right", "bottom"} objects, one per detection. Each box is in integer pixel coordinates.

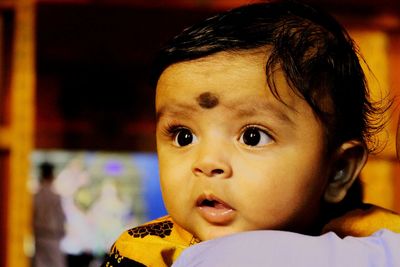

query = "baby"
[{"left": 102, "top": 1, "right": 398, "bottom": 266}]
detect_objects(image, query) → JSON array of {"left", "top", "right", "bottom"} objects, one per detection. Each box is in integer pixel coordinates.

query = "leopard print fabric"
[
  {"left": 101, "top": 248, "right": 146, "bottom": 267},
  {"left": 127, "top": 220, "right": 173, "bottom": 238}
]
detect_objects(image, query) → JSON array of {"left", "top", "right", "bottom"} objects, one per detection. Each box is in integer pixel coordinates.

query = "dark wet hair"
[{"left": 150, "top": 0, "right": 387, "bottom": 154}]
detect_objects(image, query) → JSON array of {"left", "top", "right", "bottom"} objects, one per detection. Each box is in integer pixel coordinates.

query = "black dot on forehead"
[{"left": 196, "top": 92, "right": 219, "bottom": 109}]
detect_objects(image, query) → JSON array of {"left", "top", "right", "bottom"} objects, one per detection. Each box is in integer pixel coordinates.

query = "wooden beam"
[
  {"left": 0, "top": 0, "right": 16, "bottom": 9},
  {"left": 6, "top": 0, "right": 35, "bottom": 266},
  {"left": 0, "top": 126, "right": 10, "bottom": 148}
]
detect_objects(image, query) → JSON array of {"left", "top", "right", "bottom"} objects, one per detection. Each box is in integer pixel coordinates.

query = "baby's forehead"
[
  {"left": 156, "top": 50, "right": 313, "bottom": 115},
  {"left": 164, "top": 49, "right": 269, "bottom": 72}
]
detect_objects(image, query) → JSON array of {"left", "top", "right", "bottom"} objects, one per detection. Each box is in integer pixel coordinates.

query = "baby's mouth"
[
  {"left": 196, "top": 194, "right": 235, "bottom": 225},
  {"left": 201, "top": 199, "right": 217, "bottom": 207},
  {"left": 198, "top": 198, "right": 229, "bottom": 209}
]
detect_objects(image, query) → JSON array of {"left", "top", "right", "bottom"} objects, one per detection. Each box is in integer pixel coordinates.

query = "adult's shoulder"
[{"left": 172, "top": 229, "right": 400, "bottom": 267}]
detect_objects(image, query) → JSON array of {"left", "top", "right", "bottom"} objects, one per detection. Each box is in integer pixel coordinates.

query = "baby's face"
[{"left": 156, "top": 51, "right": 332, "bottom": 241}]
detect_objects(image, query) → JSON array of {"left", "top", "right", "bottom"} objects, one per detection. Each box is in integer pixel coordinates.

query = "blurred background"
[{"left": 0, "top": 0, "right": 399, "bottom": 266}]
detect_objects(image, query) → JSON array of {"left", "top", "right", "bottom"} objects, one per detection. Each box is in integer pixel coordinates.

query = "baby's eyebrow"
[
  {"left": 157, "top": 100, "right": 296, "bottom": 127},
  {"left": 233, "top": 101, "right": 296, "bottom": 126},
  {"left": 156, "top": 103, "right": 198, "bottom": 122}
]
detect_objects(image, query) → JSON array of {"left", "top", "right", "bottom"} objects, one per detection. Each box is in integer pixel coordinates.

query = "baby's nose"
[{"left": 191, "top": 141, "right": 233, "bottom": 178}]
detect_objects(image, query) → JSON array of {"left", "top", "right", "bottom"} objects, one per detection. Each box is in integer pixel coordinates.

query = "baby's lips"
[
  {"left": 196, "top": 193, "right": 233, "bottom": 209},
  {"left": 196, "top": 193, "right": 236, "bottom": 225}
]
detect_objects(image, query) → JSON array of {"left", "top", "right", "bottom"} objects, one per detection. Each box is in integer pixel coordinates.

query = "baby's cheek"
[
  {"left": 160, "top": 173, "right": 187, "bottom": 210},
  {"left": 239, "top": 186, "right": 305, "bottom": 229},
  {"left": 161, "top": 188, "right": 183, "bottom": 221}
]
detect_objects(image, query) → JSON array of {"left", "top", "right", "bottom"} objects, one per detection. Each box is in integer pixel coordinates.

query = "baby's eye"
[
  {"left": 239, "top": 127, "right": 272, "bottom": 147},
  {"left": 173, "top": 128, "right": 198, "bottom": 147}
]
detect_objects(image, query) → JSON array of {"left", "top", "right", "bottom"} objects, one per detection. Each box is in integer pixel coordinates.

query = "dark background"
[{"left": 34, "top": 0, "right": 400, "bottom": 152}]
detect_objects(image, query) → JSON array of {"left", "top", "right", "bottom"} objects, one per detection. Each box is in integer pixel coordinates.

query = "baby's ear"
[{"left": 324, "top": 140, "right": 367, "bottom": 203}]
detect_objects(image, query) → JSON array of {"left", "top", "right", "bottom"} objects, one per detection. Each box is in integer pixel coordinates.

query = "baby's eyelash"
[
  {"left": 162, "top": 123, "right": 187, "bottom": 137},
  {"left": 241, "top": 125, "right": 276, "bottom": 141},
  {"left": 242, "top": 124, "right": 271, "bottom": 134}
]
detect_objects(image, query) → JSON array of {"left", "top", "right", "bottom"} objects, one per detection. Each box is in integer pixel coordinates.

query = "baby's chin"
[{"left": 194, "top": 225, "right": 253, "bottom": 241}]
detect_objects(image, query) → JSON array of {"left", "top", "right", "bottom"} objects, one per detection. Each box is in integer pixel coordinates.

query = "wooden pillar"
[{"left": 7, "top": 0, "right": 35, "bottom": 266}]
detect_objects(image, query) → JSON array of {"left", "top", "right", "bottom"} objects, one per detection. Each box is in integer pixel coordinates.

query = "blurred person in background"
[{"left": 33, "top": 162, "right": 66, "bottom": 267}]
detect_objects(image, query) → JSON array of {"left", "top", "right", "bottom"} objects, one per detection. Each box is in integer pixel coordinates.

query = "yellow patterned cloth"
[
  {"left": 323, "top": 204, "right": 400, "bottom": 237},
  {"left": 102, "top": 205, "right": 400, "bottom": 267},
  {"left": 101, "top": 215, "right": 199, "bottom": 267}
]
